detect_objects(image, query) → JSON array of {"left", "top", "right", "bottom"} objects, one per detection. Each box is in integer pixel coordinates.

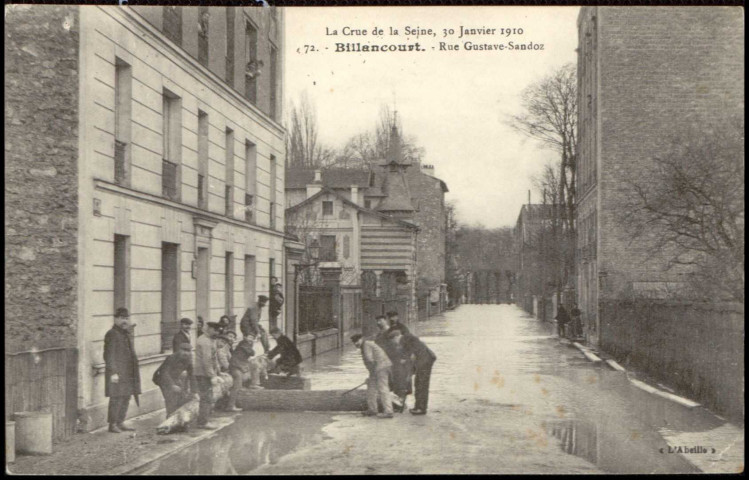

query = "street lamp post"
[{"left": 292, "top": 239, "right": 320, "bottom": 344}]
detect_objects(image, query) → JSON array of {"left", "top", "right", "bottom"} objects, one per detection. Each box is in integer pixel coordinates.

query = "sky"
[{"left": 284, "top": 6, "right": 580, "bottom": 228}]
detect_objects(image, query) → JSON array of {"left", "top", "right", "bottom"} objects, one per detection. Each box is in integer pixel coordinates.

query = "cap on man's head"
[
  {"left": 386, "top": 311, "right": 398, "bottom": 318},
  {"left": 350, "top": 334, "right": 363, "bottom": 344},
  {"left": 180, "top": 317, "right": 193, "bottom": 325},
  {"left": 206, "top": 321, "right": 221, "bottom": 330},
  {"left": 115, "top": 307, "right": 130, "bottom": 318},
  {"left": 258, "top": 295, "right": 269, "bottom": 302},
  {"left": 387, "top": 329, "right": 403, "bottom": 339},
  {"left": 225, "top": 330, "right": 237, "bottom": 338},
  {"left": 178, "top": 343, "right": 193, "bottom": 352},
  {"left": 375, "top": 315, "right": 386, "bottom": 320},
  {"left": 269, "top": 327, "right": 282, "bottom": 335}
]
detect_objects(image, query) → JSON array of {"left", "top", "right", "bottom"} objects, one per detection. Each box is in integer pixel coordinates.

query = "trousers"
[
  {"left": 414, "top": 359, "right": 435, "bottom": 412},
  {"left": 107, "top": 395, "right": 130, "bottom": 425},
  {"left": 366, "top": 367, "right": 393, "bottom": 415},
  {"left": 159, "top": 385, "right": 188, "bottom": 417},
  {"left": 195, "top": 376, "right": 214, "bottom": 426}
]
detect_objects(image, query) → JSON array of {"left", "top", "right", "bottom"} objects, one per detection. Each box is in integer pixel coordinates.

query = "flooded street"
[{"left": 131, "top": 305, "right": 743, "bottom": 475}]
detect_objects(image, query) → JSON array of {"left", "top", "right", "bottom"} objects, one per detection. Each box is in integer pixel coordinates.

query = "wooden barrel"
[{"left": 236, "top": 389, "right": 368, "bottom": 411}]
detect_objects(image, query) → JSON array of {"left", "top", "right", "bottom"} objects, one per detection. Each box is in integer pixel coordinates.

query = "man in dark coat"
[
  {"left": 386, "top": 311, "right": 410, "bottom": 335},
  {"left": 172, "top": 317, "right": 193, "bottom": 352},
  {"left": 104, "top": 307, "right": 141, "bottom": 433},
  {"left": 240, "top": 295, "right": 270, "bottom": 352},
  {"left": 267, "top": 327, "right": 302, "bottom": 376},
  {"left": 389, "top": 329, "right": 436, "bottom": 415},
  {"left": 555, "top": 305, "right": 571, "bottom": 338},
  {"left": 227, "top": 337, "right": 255, "bottom": 411},
  {"left": 153, "top": 342, "right": 198, "bottom": 417}
]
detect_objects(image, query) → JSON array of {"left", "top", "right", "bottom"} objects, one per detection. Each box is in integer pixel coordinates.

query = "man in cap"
[
  {"left": 216, "top": 331, "right": 236, "bottom": 374},
  {"left": 226, "top": 334, "right": 256, "bottom": 411},
  {"left": 173, "top": 317, "right": 193, "bottom": 352},
  {"left": 104, "top": 307, "right": 141, "bottom": 433},
  {"left": 240, "top": 295, "right": 270, "bottom": 352},
  {"left": 386, "top": 310, "right": 410, "bottom": 336},
  {"left": 388, "top": 329, "right": 436, "bottom": 415},
  {"left": 194, "top": 321, "right": 222, "bottom": 429},
  {"left": 351, "top": 333, "right": 394, "bottom": 419},
  {"left": 153, "top": 342, "right": 198, "bottom": 418}
]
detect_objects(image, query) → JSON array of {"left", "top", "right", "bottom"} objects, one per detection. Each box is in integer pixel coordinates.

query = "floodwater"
[{"left": 130, "top": 304, "right": 743, "bottom": 474}]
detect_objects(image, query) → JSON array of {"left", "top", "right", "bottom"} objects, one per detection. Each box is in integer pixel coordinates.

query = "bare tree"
[
  {"left": 511, "top": 63, "right": 578, "bottom": 303},
  {"left": 334, "top": 105, "right": 425, "bottom": 169},
  {"left": 286, "top": 92, "right": 335, "bottom": 168},
  {"left": 622, "top": 116, "right": 744, "bottom": 302}
]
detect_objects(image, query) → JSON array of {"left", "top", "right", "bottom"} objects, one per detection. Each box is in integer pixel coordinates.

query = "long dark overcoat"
[{"left": 104, "top": 325, "right": 142, "bottom": 397}]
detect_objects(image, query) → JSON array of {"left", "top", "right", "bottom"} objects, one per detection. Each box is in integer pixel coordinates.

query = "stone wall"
[
  {"left": 600, "top": 300, "right": 744, "bottom": 421},
  {"left": 5, "top": 5, "right": 80, "bottom": 353}
]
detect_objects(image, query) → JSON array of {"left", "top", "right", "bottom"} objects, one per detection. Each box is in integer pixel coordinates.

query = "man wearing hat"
[
  {"left": 240, "top": 295, "right": 270, "bottom": 352},
  {"left": 194, "top": 321, "right": 222, "bottom": 429},
  {"left": 153, "top": 342, "right": 198, "bottom": 418},
  {"left": 104, "top": 307, "right": 141, "bottom": 433},
  {"left": 172, "top": 317, "right": 193, "bottom": 352}
]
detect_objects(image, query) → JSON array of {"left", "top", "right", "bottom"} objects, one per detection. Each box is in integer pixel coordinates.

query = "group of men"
[
  {"left": 103, "top": 280, "right": 301, "bottom": 433},
  {"left": 351, "top": 311, "right": 437, "bottom": 419},
  {"left": 554, "top": 303, "right": 583, "bottom": 339}
]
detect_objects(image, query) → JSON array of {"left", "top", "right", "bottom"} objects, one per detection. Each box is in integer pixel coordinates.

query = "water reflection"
[{"left": 130, "top": 412, "right": 331, "bottom": 475}]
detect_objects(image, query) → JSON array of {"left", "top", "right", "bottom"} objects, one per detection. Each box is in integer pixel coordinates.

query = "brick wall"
[
  {"left": 600, "top": 300, "right": 744, "bottom": 421},
  {"left": 406, "top": 168, "right": 446, "bottom": 290},
  {"left": 595, "top": 6, "right": 744, "bottom": 298},
  {"left": 5, "top": 5, "right": 80, "bottom": 353}
]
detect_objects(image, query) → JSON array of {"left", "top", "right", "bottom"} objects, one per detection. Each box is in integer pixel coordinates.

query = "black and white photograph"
[{"left": 4, "top": 3, "right": 744, "bottom": 475}]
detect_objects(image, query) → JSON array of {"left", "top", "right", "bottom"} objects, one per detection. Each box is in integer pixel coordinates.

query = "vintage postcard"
[{"left": 5, "top": 4, "right": 744, "bottom": 475}]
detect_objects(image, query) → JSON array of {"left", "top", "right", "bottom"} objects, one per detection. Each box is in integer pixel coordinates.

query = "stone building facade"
[
  {"left": 5, "top": 5, "right": 286, "bottom": 431},
  {"left": 576, "top": 6, "right": 743, "bottom": 347}
]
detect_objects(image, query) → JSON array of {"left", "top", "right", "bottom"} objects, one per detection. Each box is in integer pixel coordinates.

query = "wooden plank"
[
  {"left": 260, "top": 375, "right": 311, "bottom": 390},
  {"left": 235, "top": 389, "right": 367, "bottom": 411}
]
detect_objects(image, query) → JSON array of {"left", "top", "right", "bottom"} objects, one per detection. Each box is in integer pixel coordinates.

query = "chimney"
[
  {"left": 351, "top": 185, "right": 360, "bottom": 206},
  {"left": 528, "top": 190, "right": 531, "bottom": 205},
  {"left": 306, "top": 170, "right": 323, "bottom": 198}
]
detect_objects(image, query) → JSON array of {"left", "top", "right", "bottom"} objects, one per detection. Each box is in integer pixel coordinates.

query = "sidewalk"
[{"left": 7, "top": 408, "right": 239, "bottom": 475}]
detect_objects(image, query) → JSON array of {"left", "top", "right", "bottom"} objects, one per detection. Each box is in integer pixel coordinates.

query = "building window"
[
  {"left": 245, "top": 140, "right": 256, "bottom": 223},
  {"left": 244, "top": 21, "right": 258, "bottom": 104},
  {"left": 198, "top": 7, "right": 209, "bottom": 66},
  {"left": 114, "top": 58, "right": 131, "bottom": 186},
  {"left": 225, "top": 7, "right": 235, "bottom": 85},
  {"left": 197, "top": 110, "right": 209, "bottom": 209},
  {"left": 269, "top": 258, "right": 275, "bottom": 289},
  {"left": 163, "top": 6, "right": 182, "bottom": 45},
  {"left": 320, "top": 235, "right": 336, "bottom": 261},
  {"left": 225, "top": 252, "right": 234, "bottom": 317},
  {"left": 161, "top": 242, "right": 179, "bottom": 352},
  {"left": 269, "top": 154, "right": 277, "bottom": 229},
  {"left": 364, "top": 199, "right": 372, "bottom": 209},
  {"left": 343, "top": 235, "right": 350, "bottom": 259},
  {"left": 225, "top": 128, "right": 234, "bottom": 217},
  {"left": 114, "top": 234, "right": 130, "bottom": 313},
  {"left": 244, "top": 255, "right": 256, "bottom": 308},
  {"left": 269, "top": 45, "right": 278, "bottom": 120},
  {"left": 322, "top": 201, "right": 333, "bottom": 216},
  {"left": 162, "top": 91, "right": 181, "bottom": 201}
]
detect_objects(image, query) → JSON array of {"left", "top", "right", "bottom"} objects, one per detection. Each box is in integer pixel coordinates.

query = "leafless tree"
[
  {"left": 334, "top": 105, "right": 425, "bottom": 169},
  {"left": 285, "top": 92, "right": 335, "bottom": 168},
  {"left": 622, "top": 116, "right": 744, "bottom": 302},
  {"left": 511, "top": 63, "right": 578, "bottom": 303}
]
